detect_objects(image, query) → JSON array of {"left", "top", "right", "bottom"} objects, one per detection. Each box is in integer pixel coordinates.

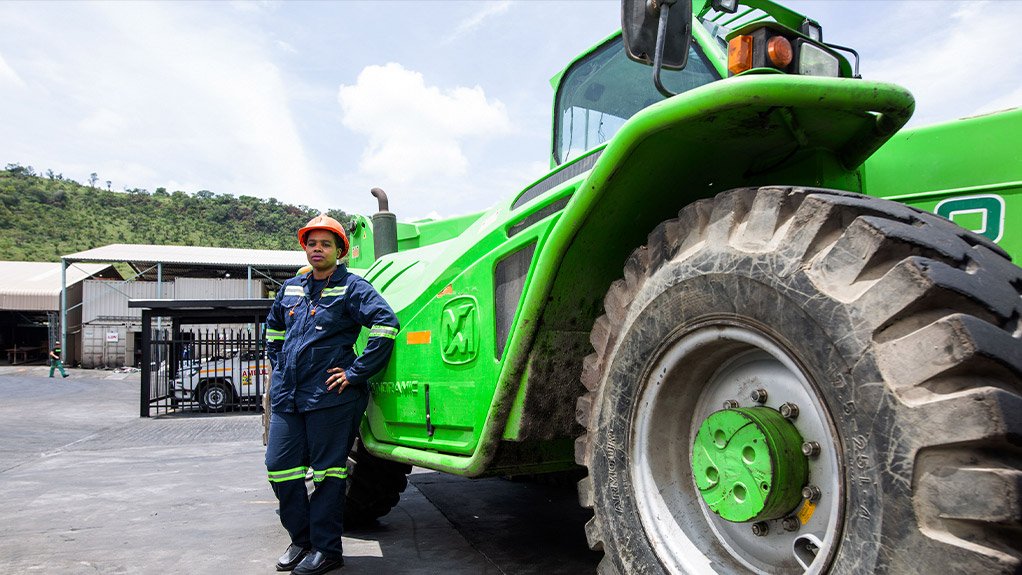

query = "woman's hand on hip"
[{"left": 326, "top": 367, "right": 349, "bottom": 394}]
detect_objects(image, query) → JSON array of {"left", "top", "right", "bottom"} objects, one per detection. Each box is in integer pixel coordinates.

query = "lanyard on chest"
[{"left": 284, "top": 280, "right": 346, "bottom": 317}]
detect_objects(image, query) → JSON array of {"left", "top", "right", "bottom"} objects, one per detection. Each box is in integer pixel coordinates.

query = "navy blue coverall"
[{"left": 264, "top": 264, "right": 398, "bottom": 558}]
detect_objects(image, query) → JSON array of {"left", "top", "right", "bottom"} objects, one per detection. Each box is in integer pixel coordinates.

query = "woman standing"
[{"left": 264, "top": 215, "right": 399, "bottom": 575}]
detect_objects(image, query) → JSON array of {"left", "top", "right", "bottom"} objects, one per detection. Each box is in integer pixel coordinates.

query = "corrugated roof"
[
  {"left": 0, "top": 261, "right": 113, "bottom": 311},
  {"left": 63, "top": 244, "right": 306, "bottom": 268}
]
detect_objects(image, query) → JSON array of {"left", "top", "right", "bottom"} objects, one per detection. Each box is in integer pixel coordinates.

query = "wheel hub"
[
  {"left": 631, "top": 327, "right": 842, "bottom": 573},
  {"left": 207, "top": 388, "right": 224, "bottom": 404},
  {"left": 692, "top": 407, "right": 808, "bottom": 522}
]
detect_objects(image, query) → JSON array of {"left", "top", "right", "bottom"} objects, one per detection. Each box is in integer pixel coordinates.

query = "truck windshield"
[{"left": 554, "top": 36, "right": 719, "bottom": 165}]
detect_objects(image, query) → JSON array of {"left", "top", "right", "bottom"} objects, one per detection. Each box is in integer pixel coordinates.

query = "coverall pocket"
[{"left": 309, "top": 346, "right": 340, "bottom": 390}]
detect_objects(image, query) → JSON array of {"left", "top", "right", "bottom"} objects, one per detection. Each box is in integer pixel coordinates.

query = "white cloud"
[
  {"left": 77, "top": 108, "right": 128, "bottom": 137},
  {"left": 0, "top": 2, "right": 325, "bottom": 206},
  {"left": 337, "top": 62, "right": 512, "bottom": 185},
  {"left": 229, "top": 0, "right": 281, "bottom": 15},
  {"left": 972, "top": 87, "right": 1022, "bottom": 118},
  {"left": 0, "top": 52, "right": 24, "bottom": 87},
  {"left": 98, "top": 4, "right": 323, "bottom": 204},
  {"left": 275, "top": 39, "right": 297, "bottom": 54},
  {"left": 443, "top": 1, "right": 513, "bottom": 43},
  {"left": 865, "top": 1, "right": 1022, "bottom": 125}
]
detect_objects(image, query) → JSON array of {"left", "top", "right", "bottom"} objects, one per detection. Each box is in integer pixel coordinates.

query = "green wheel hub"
[{"left": 692, "top": 407, "right": 808, "bottom": 522}]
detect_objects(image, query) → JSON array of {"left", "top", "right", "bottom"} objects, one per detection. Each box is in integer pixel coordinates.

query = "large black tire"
[
  {"left": 198, "top": 380, "right": 233, "bottom": 413},
  {"left": 344, "top": 436, "right": 412, "bottom": 528},
  {"left": 576, "top": 187, "right": 1022, "bottom": 574}
]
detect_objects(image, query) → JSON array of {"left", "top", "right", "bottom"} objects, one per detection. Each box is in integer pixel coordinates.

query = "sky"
[{"left": 1, "top": 0, "right": 1019, "bottom": 221}]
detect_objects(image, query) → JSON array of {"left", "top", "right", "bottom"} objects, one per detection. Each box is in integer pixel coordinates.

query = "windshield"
[{"left": 554, "top": 35, "right": 720, "bottom": 165}]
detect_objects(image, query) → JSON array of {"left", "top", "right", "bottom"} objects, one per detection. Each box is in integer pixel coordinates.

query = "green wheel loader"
[{"left": 331, "top": 1, "right": 1022, "bottom": 572}]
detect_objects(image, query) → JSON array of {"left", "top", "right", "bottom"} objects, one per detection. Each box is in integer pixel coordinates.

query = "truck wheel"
[
  {"left": 576, "top": 187, "right": 1022, "bottom": 574},
  {"left": 344, "top": 435, "right": 412, "bottom": 528},
  {"left": 199, "top": 380, "right": 232, "bottom": 412}
]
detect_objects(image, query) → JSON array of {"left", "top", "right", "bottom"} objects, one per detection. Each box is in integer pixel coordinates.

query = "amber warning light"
[
  {"left": 726, "top": 25, "right": 842, "bottom": 77},
  {"left": 728, "top": 35, "right": 753, "bottom": 75},
  {"left": 767, "top": 36, "right": 793, "bottom": 68}
]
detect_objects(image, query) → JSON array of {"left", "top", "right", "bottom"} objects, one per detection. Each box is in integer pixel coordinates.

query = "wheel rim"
[
  {"left": 205, "top": 386, "right": 226, "bottom": 409},
  {"left": 630, "top": 325, "right": 842, "bottom": 574}
]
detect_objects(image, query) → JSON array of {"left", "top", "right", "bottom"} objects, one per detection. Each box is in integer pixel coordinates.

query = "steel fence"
[{"left": 145, "top": 326, "right": 267, "bottom": 416}]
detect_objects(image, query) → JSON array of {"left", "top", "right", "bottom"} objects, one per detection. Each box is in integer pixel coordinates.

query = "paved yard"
[{"left": 0, "top": 367, "right": 599, "bottom": 574}]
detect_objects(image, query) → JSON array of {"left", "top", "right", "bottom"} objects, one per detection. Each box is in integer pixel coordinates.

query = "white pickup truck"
[{"left": 171, "top": 349, "right": 271, "bottom": 412}]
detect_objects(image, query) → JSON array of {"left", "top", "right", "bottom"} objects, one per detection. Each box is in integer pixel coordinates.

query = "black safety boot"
[
  {"left": 275, "top": 544, "right": 310, "bottom": 572},
  {"left": 291, "top": 550, "right": 344, "bottom": 574}
]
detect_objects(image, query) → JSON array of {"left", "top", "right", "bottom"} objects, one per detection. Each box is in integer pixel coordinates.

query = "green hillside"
[{"left": 0, "top": 164, "right": 348, "bottom": 262}]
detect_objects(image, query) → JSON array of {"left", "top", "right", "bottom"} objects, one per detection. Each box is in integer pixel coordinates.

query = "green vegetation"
[{"left": 0, "top": 164, "right": 348, "bottom": 262}]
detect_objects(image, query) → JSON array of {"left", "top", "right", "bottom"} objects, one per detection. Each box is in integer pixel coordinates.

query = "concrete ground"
[{"left": 0, "top": 366, "right": 600, "bottom": 574}]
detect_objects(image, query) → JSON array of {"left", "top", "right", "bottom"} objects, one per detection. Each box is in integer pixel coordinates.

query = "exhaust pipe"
[{"left": 370, "top": 187, "right": 398, "bottom": 259}]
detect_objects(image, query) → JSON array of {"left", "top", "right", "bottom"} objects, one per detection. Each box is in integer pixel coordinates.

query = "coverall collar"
[{"left": 301, "top": 265, "right": 348, "bottom": 292}]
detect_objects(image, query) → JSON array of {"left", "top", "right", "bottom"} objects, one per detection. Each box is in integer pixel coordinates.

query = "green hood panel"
[{"left": 361, "top": 74, "right": 914, "bottom": 476}]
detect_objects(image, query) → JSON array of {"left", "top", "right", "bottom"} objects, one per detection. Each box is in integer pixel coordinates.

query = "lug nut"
[
  {"left": 782, "top": 516, "right": 801, "bottom": 532},
  {"left": 802, "top": 485, "right": 821, "bottom": 503},
  {"left": 751, "top": 521, "right": 769, "bottom": 536},
  {"left": 750, "top": 388, "right": 768, "bottom": 404},
  {"left": 801, "top": 441, "right": 821, "bottom": 457},
  {"left": 779, "top": 402, "right": 799, "bottom": 419},
  {"left": 723, "top": 399, "right": 739, "bottom": 409}
]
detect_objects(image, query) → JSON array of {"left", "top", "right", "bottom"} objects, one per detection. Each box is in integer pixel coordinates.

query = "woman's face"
[{"left": 304, "top": 230, "right": 340, "bottom": 273}]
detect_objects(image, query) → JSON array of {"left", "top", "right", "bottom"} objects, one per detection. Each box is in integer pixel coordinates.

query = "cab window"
[{"left": 554, "top": 35, "right": 719, "bottom": 165}]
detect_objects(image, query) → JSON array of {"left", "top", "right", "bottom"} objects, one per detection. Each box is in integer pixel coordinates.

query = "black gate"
[{"left": 129, "top": 299, "right": 273, "bottom": 417}]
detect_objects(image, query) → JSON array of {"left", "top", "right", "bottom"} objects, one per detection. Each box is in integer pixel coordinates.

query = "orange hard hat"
[{"left": 298, "top": 214, "right": 349, "bottom": 257}]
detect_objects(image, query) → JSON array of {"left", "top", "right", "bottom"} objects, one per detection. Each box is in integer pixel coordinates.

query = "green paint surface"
[
  {"left": 356, "top": 1, "right": 1021, "bottom": 477},
  {"left": 692, "top": 408, "right": 807, "bottom": 522},
  {"left": 864, "top": 107, "right": 1022, "bottom": 256}
]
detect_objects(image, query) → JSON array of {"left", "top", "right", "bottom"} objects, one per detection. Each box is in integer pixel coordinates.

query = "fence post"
[
  {"left": 256, "top": 314, "right": 265, "bottom": 399},
  {"left": 140, "top": 310, "right": 152, "bottom": 418}
]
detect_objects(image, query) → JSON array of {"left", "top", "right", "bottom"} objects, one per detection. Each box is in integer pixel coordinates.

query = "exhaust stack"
[{"left": 370, "top": 187, "right": 398, "bottom": 259}]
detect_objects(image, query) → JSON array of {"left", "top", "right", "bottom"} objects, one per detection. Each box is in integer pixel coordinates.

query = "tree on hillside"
[
  {"left": 0, "top": 167, "right": 350, "bottom": 262},
  {"left": 89, "top": 173, "right": 98, "bottom": 187},
  {"left": 5, "top": 163, "right": 34, "bottom": 177}
]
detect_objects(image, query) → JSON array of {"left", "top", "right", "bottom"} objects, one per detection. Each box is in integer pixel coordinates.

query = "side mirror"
[{"left": 621, "top": 0, "right": 693, "bottom": 70}]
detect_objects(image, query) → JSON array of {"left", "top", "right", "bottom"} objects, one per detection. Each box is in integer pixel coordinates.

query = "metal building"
[
  {"left": 80, "top": 277, "right": 263, "bottom": 368},
  {"left": 0, "top": 261, "right": 114, "bottom": 365},
  {"left": 61, "top": 244, "right": 307, "bottom": 368}
]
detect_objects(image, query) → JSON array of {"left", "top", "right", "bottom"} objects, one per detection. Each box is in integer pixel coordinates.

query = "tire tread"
[{"left": 577, "top": 186, "right": 1022, "bottom": 571}]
